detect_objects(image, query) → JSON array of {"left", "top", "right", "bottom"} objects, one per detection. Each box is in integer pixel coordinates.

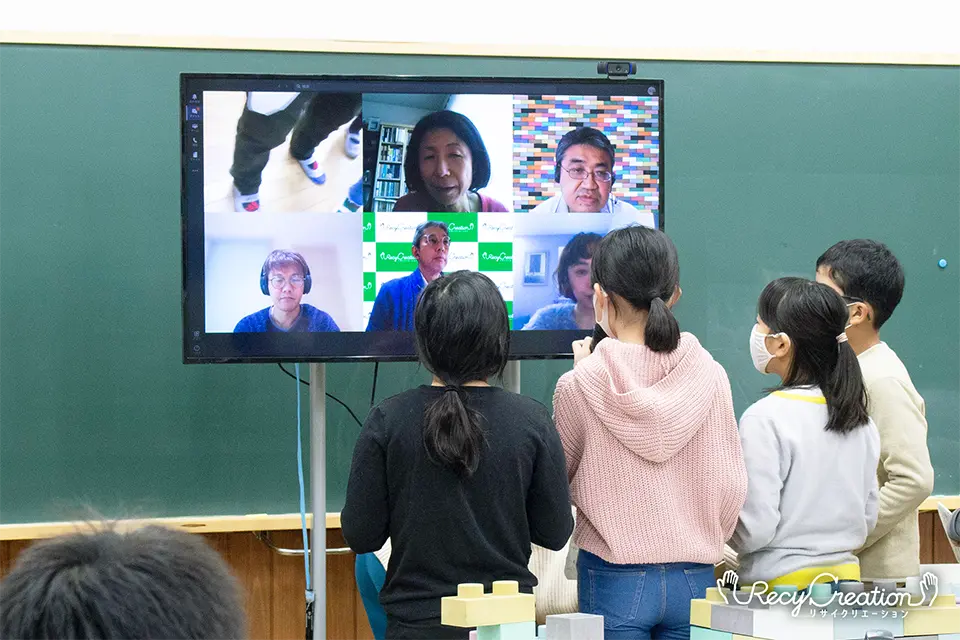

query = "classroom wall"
[{"left": 0, "top": 45, "right": 957, "bottom": 525}]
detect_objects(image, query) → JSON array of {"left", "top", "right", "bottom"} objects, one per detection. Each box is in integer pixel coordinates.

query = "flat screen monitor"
[{"left": 181, "top": 73, "right": 663, "bottom": 362}]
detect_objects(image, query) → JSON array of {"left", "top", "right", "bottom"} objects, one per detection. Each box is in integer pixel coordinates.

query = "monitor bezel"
[{"left": 181, "top": 73, "right": 664, "bottom": 364}]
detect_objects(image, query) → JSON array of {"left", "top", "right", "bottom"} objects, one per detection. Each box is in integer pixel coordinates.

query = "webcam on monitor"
[{"left": 597, "top": 61, "right": 638, "bottom": 78}]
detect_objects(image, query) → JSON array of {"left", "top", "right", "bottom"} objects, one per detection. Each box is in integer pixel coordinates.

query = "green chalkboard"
[{"left": 1, "top": 45, "right": 957, "bottom": 524}]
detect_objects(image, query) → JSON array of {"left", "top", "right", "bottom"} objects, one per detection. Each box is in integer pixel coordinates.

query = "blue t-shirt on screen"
[{"left": 234, "top": 304, "right": 339, "bottom": 332}]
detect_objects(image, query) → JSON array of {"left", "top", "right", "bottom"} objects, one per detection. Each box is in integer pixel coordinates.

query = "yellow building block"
[
  {"left": 690, "top": 599, "right": 715, "bottom": 628},
  {"left": 902, "top": 603, "right": 960, "bottom": 635},
  {"left": 705, "top": 587, "right": 728, "bottom": 603},
  {"left": 440, "top": 581, "right": 536, "bottom": 628}
]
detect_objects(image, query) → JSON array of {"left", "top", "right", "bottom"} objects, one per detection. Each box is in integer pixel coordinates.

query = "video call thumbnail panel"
[
  {"left": 362, "top": 92, "right": 659, "bottom": 227},
  {"left": 202, "top": 90, "right": 362, "bottom": 215},
  {"left": 204, "top": 211, "right": 364, "bottom": 333},
  {"left": 196, "top": 88, "right": 660, "bottom": 335}
]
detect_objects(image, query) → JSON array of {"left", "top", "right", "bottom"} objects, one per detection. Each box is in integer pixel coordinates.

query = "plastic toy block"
[
  {"left": 902, "top": 603, "right": 960, "bottom": 635},
  {"left": 706, "top": 587, "right": 731, "bottom": 602},
  {"left": 476, "top": 621, "right": 535, "bottom": 640},
  {"left": 544, "top": 612, "right": 604, "bottom": 640},
  {"left": 469, "top": 632, "right": 478, "bottom": 640},
  {"left": 690, "top": 627, "right": 733, "bottom": 639},
  {"left": 934, "top": 594, "right": 959, "bottom": 607},
  {"left": 939, "top": 634, "right": 960, "bottom": 639},
  {"left": 536, "top": 624, "right": 545, "bottom": 638},
  {"left": 441, "top": 581, "right": 535, "bottom": 628},
  {"left": 710, "top": 603, "right": 754, "bottom": 636},
  {"left": 831, "top": 612, "right": 903, "bottom": 639},
  {"left": 742, "top": 604, "right": 835, "bottom": 640},
  {"left": 691, "top": 599, "right": 715, "bottom": 627}
]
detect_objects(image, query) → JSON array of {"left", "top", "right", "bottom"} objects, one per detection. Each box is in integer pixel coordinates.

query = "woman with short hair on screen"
[
  {"left": 392, "top": 111, "right": 508, "bottom": 213},
  {"left": 523, "top": 232, "right": 603, "bottom": 331},
  {"left": 342, "top": 270, "right": 573, "bottom": 640}
]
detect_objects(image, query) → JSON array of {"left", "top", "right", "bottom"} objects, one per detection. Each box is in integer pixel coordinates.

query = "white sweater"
[{"left": 731, "top": 387, "right": 881, "bottom": 584}]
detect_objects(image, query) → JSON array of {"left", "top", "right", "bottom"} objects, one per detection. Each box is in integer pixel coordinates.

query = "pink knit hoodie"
[{"left": 553, "top": 332, "right": 747, "bottom": 566}]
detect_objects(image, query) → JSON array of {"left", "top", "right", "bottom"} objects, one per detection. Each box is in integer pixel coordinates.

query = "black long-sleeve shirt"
[{"left": 341, "top": 385, "right": 574, "bottom": 622}]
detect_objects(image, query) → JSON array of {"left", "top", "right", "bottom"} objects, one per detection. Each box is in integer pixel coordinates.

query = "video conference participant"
[
  {"left": 393, "top": 111, "right": 508, "bottom": 213},
  {"left": 531, "top": 127, "right": 655, "bottom": 228},
  {"left": 231, "top": 92, "right": 361, "bottom": 212},
  {"left": 522, "top": 232, "right": 603, "bottom": 331},
  {"left": 234, "top": 249, "right": 340, "bottom": 332},
  {"left": 366, "top": 222, "right": 450, "bottom": 332}
]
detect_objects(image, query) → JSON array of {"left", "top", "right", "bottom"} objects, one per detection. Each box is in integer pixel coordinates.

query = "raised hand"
[{"left": 920, "top": 572, "right": 939, "bottom": 604}]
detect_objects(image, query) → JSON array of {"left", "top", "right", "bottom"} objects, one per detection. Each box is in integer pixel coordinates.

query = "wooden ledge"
[
  {"left": 921, "top": 496, "right": 960, "bottom": 512},
  {"left": 0, "top": 513, "right": 342, "bottom": 541},
  {"left": 2, "top": 500, "right": 955, "bottom": 541}
]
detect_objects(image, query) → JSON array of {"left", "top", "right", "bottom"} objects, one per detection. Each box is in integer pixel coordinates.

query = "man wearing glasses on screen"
[
  {"left": 234, "top": 249, "right": 340, "bottom": 332},
  {"left": 531, "top": 126, "right": 655, "bottom": 229},
  {"left": 366, "top": 221, "right": 450, "bottom": 331}
]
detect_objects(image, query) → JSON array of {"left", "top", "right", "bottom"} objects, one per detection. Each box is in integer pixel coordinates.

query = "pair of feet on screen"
[{"left": 233, "top": 133, "right": 361, "bottom": 212}]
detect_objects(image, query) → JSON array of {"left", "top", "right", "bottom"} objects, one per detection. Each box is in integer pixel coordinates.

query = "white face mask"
[
  {"left": 750, "top": 325, "right": 783, "bottom": 374},
  {"left": 596, "top": 290, "right": 614, "bottom": 339}
]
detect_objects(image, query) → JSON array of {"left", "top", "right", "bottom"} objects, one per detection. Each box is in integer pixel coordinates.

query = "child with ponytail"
[
  {"left": 732, "top": 277, "right": 880, "bottom": 590},
  {"left": 553, "top": 226, "right": 748, "bottom": 639},
  {"left": 342, "top": 271, "right": 573, "bottom": 640}
]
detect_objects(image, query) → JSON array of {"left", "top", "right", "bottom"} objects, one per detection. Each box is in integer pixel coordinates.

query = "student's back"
[
  {"left": 735, "top": 388, "right": 880, "bottom": 585},
  {"left": 733, "top": 277, "right": 881, "bottom": 589},
  {"left": 341, "top": 271, "right": 573, "bottom": 640},
  {"left": 556, "top": 332, "right": 745, "bottom": 564},
  {"left": 552, "top": 226, "right": 747, "bottom": 639},
  {"left": 346, "top": 386, "right": 570, "bottom": 619}
]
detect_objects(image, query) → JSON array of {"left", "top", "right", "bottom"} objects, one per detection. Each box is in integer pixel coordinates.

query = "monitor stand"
[
  {"left": 503, "top": 360, "right": 521, "bottom": 394},
  {"left": 309, "top": 363, "right": 326, "bottom": 640}
]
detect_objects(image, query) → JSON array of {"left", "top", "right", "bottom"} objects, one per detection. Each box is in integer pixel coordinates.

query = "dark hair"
[
  {"left": 414, "top": 271, "right": 509, "bottom": 477},
  {"left": 757, "top": 277, "right": 869, "bottom": 434},
  {"left": 555, "top": 126, "right": 617, "bottom": 182},
  {"left": 404, "top": 111, "right": 491, "bottom": 194},
  {"left": 413, "top": 220, "right": 450, "bottom": 247},
  {"left": 0, "top": 525, "right": 246, "bottom": 639},
  {"left": 590, "top": 226, "right": 680, "bottom": 352},
  {"left": 815, "top": 239, "right": 904, "bottom": 329},
  {"left": 557, "top": 232, "right": 603, "bottom": 300},
  {"left": 263, "top": 249, "right": 309, "bottom": 277}
]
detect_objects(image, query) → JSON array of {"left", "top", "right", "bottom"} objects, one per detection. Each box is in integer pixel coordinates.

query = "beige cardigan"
[{"left": 856, "top": 343, "right": 935, "bottom": 580}]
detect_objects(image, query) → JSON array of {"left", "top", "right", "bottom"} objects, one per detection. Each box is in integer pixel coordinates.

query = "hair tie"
[
  {"left": 836, "top": 332, "right": 848, "bottom": 344},
  {"left": 443, "top": 385, "right": 460, "bottom": 393}
]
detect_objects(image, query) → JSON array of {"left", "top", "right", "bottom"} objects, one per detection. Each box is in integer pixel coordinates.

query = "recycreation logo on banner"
[{"left": 715, "top": 570, "right": 939, "bottom": 618}]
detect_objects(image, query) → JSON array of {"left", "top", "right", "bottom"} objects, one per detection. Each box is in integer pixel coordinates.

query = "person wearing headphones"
[
  {"left": 531, "top": 126, "right": 655, "bottom": 229},
  {"left": 234, "top": 249, "right": 340, "bottom": 332},
  {"left": 366, "top": 221, "right": 449, "bottom": 332}
]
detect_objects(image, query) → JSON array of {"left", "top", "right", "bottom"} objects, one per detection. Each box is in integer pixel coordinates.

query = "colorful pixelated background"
[{"left": 512, "top": 95, "right": 660, "bottom": 217}]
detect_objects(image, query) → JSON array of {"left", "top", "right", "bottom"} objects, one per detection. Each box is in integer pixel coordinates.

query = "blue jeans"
[
  {"left": 356, "top": 553, "right": 387, "bottom": 640},
  {"left": 578, "top": 549, "right": 715, "bottom": 639}
]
